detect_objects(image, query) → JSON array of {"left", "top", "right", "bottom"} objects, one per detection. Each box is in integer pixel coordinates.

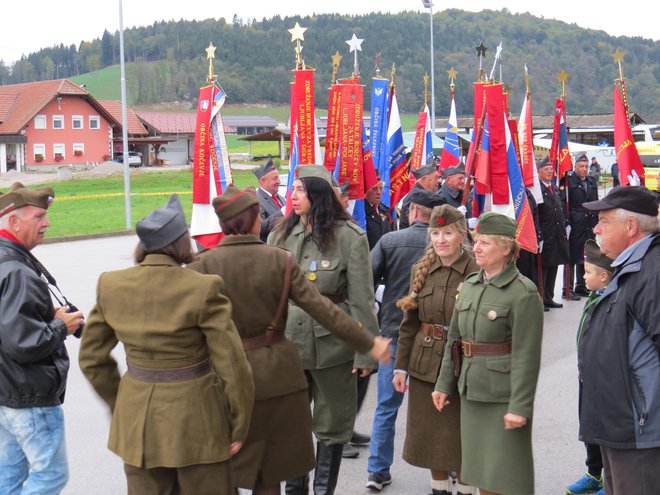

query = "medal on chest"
[{"left": 308, "top": 260, "right": 317, "bottom": 281}]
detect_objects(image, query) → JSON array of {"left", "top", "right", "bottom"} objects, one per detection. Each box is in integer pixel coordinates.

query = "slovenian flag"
[
  {"left": 284, "top": 124, "right": 300, "bottom": 216},
  {"left": 439, "top": 96, "right": 461, "bottom": 171},
  {"left": 385, "top": 91, "right": 408, "bottom": 213}
]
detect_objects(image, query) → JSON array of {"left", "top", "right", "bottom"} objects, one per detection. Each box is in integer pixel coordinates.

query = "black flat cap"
[
  {"left": 583, "top": 186, "right": 658, "bottom": 217},
  {"left": 409, "top": 189, "right": 445, "bottom": 209}
]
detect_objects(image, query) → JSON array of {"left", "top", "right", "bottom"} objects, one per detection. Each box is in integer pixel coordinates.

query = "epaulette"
[
  {"left": 516, "top": 274, "right": 540, "bottom": 293},
  {"left": 344, "top": 220, "right": 366, "bottom": 236}
]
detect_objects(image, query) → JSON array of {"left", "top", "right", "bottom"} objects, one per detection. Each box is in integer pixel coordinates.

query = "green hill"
[{"left": 5, "top": 10, "right": 659, "bottom": 120}]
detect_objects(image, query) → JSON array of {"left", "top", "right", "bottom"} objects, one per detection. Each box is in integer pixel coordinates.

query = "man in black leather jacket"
[{"left": 0, "top": 182, "right": 83, "bottom": 494}]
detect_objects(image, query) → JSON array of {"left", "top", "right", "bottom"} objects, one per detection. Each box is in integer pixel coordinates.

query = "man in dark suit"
[
  {"left": 537, "top": 157, "right": 570, "bottom": 309},
  {"left": 364, "top": 176, "right": 395, "bottom": 250},
  {"left": 398, "top": 162, "right": 440, "bottom": 229},
  {"left": 437, "top": 163, "right": 472, "bottom": 218},
  {"left": 561, "top": 154, "right": 599, "bottom": 297},
  {"left": 253, "top": 159, "right": 285, "bottom": 242}
]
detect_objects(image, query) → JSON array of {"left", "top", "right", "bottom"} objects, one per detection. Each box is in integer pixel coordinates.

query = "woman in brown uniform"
[
  {"left": 188, "top": 185, "right": 390, "bottom": 495},
  {"left": 79, "top": 195, "right": 254, "bottom": 495},
  {"left": 393, "top": 205, "right": 478, "bottom": 495}
]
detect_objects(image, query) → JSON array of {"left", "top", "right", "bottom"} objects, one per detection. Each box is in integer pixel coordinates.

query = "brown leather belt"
[
  {"left": 126, "top": 358, "right": 211, "bottom": 382},
  {"left": 420, "top": 323, "right": 449, "bottom": 340},
  {"left": 461, "top": 340, "right": 512, "bottom": 357},
  {"left": 242, "top": 331, "right": 285, "bottom": 351},
  {"left": 324, "top": 293, "right": 347, "bottom": 304}
]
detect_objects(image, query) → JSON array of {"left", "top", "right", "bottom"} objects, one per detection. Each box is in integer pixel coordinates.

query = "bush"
[
  {"left": 74, "top": 149, "right": 83, "bottom": 157},
  {"left": 34, "top": 154, "right": 44, "bottom": 162}
]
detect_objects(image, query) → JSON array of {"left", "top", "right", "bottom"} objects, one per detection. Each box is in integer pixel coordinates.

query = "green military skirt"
[
  {"left": 231, "top": 389, "right": 315, "bottom": 488},
  {"left": 460, "top": 398, "right": 534, "bottom": 495}
]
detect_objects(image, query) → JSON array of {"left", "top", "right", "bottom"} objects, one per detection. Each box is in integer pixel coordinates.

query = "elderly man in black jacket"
[
  {"left": 365, "top": 189, "right": 446, "bottom": 490},
  {"left": 580, "top": 186, "right": 660, "bottom": 495},
  {"left": 561, "top": 154, "right": 599, "bottom": 297},
  {"left": 0, "top": 183, "right": 84, "bottom": 494},
  {"left": 536, "top": 157, "right": 570, "bottom": 309}
]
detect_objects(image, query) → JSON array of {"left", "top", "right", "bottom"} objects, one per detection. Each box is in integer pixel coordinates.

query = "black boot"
[
  {"left": 313, "top": 441, "right": 343, "bottom": 495},
  {"left": 285, "top": 473, "right": 310, "bottom": 495}
]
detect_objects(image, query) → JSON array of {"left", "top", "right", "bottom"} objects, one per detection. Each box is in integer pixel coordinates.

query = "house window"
[
  {"left": 33, "top": 144, "right": 46, "bottom": 162},
  {"left": 53, "top": 115, "right": 64, "bottom": 129},
  {"left": 89, "top": 116, "right": 100, "bottom": 129},
  {"left": 72, "top": 115, "right": 83, "bottom": 129},
  {"left": 73, "top": 143, "right": 85, "bottom": 157},
  {"left": 53, "top": 144, "right": 65, "bottom": 161},
  {"left": 34, "top": 115, "right": 47, "bottom": 129}
]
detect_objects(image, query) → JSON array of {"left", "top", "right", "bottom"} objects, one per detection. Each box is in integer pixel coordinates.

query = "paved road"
[{"left": 33, "top": 234, "right": 588, "bottom": 495}]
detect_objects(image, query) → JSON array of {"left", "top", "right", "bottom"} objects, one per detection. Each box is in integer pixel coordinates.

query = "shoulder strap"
[{"left": 266, "top": 251, "right": 294, "bottom": 333}]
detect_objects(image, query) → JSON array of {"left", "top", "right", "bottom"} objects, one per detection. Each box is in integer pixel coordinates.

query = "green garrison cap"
[
  {"left": 429, "top": 204, "right": 466, "bottom": 229},
  {"left": 212, "top": 185, "right": 259, "bottom": 221},
  {"left": 475, "top": 211, "right": 517, "bottom": 238},
  {"left": 0, "top": 182, "right": 54, "bottom": 218}
]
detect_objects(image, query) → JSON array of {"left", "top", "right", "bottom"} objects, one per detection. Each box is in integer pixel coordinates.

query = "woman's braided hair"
[{"left": 396, "top": 244, "right": 437, "bottom": 311}]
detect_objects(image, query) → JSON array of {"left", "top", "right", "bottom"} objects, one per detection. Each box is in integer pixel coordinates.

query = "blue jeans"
[
  {"left": 368, "top": 341, "right": 404, "bottom": 474},
  {"left": 0, "top": 405, "right": 69, "bottom": 495}
]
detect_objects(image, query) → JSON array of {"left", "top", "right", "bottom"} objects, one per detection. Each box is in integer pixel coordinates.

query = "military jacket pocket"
[
  {"left": 307, "top": 258, "right": 342, "bottom": 294},
  {"left": 454, "top": 298, "right": 472, "bottom": 331},
  {"left": 407, "top": 330, "right": 446, "bottom": 383},
  {"left": 486, "top": 355, "right": 512, "bottom": 399},
  {"left": 477, "top": 303, "right": 510, "bottom": 341}
]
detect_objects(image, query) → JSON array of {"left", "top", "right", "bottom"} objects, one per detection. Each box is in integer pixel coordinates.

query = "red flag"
[
  {"left": 323, "top": 84, "right": 342, "bottom": 172},
  {"left": 550, "top": 98, "right": 573, "bottom": 178},
  {"left": 337, "top": 83, "right": 366, "bottom": 199},
  {"left": 291, "top": 70, "right": 316, "bottom": 165},
  {"left": 613, "top": 84, "right": 645, "bottom": 186},
  {"left": 473, "top": 82, "right": 486, "bottom": 132},
  {"left": 485, "top": 84, "right": 509, "bottom": 204}
]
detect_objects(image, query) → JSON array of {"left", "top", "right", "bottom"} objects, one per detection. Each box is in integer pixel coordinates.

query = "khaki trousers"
[{"left": 124, "top": 461, "right": 234, "bottom": 495}]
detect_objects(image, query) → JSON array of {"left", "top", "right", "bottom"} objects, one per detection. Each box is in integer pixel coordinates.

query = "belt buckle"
[
  {"left": 462, "top": 341, "right": 473, "bottom": 357},
  {"left": 432, "top": 325, "right": 444, "bottom": 340}
]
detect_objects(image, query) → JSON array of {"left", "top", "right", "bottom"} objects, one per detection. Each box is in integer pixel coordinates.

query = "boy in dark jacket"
[{"left": 566, "top": 239, "right": 612, "bottom": 495}]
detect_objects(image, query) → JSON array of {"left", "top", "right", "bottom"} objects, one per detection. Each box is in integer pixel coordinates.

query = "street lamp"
[{"left": 422, "top": 0, "right": 436, "bottom": 134}]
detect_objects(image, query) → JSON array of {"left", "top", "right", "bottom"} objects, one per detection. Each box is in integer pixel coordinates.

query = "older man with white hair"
[{"left": 579, "top": 185, "right": 660, "bottom": 495}]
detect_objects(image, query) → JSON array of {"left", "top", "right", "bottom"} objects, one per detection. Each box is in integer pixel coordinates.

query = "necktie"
[{"left": 272, "top": 195, "right": 282, "bottom": 208}]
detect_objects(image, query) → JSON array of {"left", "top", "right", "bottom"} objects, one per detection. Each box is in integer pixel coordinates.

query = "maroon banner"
[
  {"left": 291, "top": 70, "right": 316, "bottom": 164},
  {"left": 337, "top": 83, "right": 365, "bottom": 198},
  {"left": 485, "top": 84, "right": 509, "bottom": 204},
  {"left": 323, "top": 84, "right": 342, "bottom": 172}
]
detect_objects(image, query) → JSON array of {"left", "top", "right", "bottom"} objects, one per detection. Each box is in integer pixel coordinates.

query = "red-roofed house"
[
  {"left": 137, "top": 111, "right": 196, "bottom": 165},
  {"left": 0, "top": 79, "right": 121, "bottom": 173}
]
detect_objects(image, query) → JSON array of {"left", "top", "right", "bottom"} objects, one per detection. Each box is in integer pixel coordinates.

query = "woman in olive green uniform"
[
  {"left": 79, "top": 195, "right": 254, "bottom": 495},
  {"left": 268, "top": 165, "right": 380, "bottom": 495},
  {"left": 433, "top": 212, "right": 544, "bottom": 495},
  {"left": 188, "top": 185, "right": 390, "bottom": 495},
  {"left": 393, "top": 205, "right": 478, "bottom": 495}
]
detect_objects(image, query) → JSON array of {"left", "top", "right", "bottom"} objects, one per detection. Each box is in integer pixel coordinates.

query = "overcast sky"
[{"left": 2, "top": 1, "right": 657, "bottom": 65}]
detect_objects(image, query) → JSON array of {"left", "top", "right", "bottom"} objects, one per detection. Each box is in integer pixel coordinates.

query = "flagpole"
[
  {"left": 118, "top": 0, "right": 131, "bottom": 230},
  {"left": 613, "top": 49, "right": 630, "bottom": 120},
  {"left": 557, "top": 69, "right": 572, "bottom": 301}
]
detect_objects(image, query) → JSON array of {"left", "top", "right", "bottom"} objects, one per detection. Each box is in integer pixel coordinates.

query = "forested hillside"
[{"left": 1, "top": 9, "right": 658, "bottom": 120}]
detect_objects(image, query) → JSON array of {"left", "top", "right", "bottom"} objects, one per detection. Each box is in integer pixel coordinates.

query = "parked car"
[{"left": 113, "top": 151, "right": 142, "bottom": 166}]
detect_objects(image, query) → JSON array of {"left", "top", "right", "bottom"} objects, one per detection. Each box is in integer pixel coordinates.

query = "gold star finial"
[
  {"left": 613, "top": 49, "right": 625, "bottom": 64},
  {"left": 559, "top": 70, "right": 569, "bottom": 83},
  {"left": 288, "top": 22, "right": 307, "bottom": 42},
  {"left": 205, "top": 43, "right": 216, "bottom": 60},
  {"left": 331, "top": 51, "right": 343, "bottom": 67},
  {"left": 447, "top": 67, "right": 458, "bottom": 83}
]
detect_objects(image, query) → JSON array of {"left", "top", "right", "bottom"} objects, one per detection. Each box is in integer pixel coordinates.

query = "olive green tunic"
[
  {"left": 435, "top": 262, "right": 544, "bottom": 495},
  {"left": 188, "top": 235, "right": 375, "bottom": 487},
  {"left": 79, "top": 254, "right": 254, "bottom": 470},
  {"left": 394, "top": 250, "right": 478, "bottom": 470},
  {"left": 268, "top": 219, "right": 379, "bottom": 444}
]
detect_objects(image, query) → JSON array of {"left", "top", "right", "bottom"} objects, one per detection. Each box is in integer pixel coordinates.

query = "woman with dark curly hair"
[{"left": 268, "top": 165, "right": 381, "bottom": 495}]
